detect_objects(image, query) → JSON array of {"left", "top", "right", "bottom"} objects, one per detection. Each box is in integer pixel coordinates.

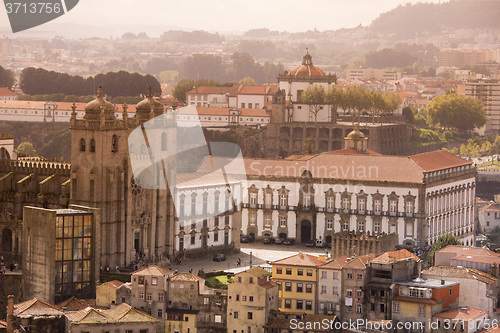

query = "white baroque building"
[{"left": 197, "top": 129, "right": 476, "bottom": 247}]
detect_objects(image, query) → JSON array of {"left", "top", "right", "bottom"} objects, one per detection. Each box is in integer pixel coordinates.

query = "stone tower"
[{"left": 70, "top": 87, "right": 176, "bottom": 267}]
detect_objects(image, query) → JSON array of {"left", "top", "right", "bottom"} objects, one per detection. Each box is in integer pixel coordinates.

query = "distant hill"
[{"left": 370, "top": 0, "right": 500, "bottom": 37}]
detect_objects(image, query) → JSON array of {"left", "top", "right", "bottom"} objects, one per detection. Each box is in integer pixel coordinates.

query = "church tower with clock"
[{"left": 70, "top": 87, "right": 176, "bottom": 267}]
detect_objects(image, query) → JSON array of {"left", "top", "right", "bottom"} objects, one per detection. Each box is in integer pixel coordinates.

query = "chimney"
[
  {"left": 491, "top": 264, "right": 498, "bottom": 278},
  {"left": 7, "top": 295, "right": 14, "bottom": 333},
  {"left": 417, "top": 260, "right": 422, "bottom": 278},
  {"left": 318, "top": 255, "right": 327, "bottom": 263},
  {"left": 460, "top": 307, "right": 468, "bottom": 314}
]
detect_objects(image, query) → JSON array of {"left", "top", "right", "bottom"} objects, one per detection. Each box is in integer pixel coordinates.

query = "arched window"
[
  {"left": 90, "top": 139, "right": 96, "bottom": 153},
  {"left": 80, "top": 138, "right": 86, "bottom": 152},
  {"left": 111, "top": 135, "right": 118, "bottom": 153},
  {"left": 161, "top": 132, "right": 168, "bottom": 151}
]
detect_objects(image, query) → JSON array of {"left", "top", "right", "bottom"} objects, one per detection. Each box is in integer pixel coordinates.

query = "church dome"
[
  {"left": 288, "top": 51, "right": 327, "bottom": 79},
  {"left": 135, "top": 87, "right": 164, "bottom": 117},
  {"left": 84, "top": 87, "right": 116, "bottom": 120},
  {"left": 346, "top": 124, "right": 366, "bottom": 140}
]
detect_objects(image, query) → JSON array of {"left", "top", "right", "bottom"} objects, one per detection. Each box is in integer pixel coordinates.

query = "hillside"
[{"left": 370, "top": 0, "right": 500, "bottom": 37}]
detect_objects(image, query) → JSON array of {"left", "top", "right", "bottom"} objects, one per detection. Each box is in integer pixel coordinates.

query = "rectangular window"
[
  {"left": 321, "top": 286, "right": 326, "bottom": 294},
  {"left": 322, "top": 271, "right": 327, "bottom": 279},
  {"left": 296, "top": 300, "right": 303, "bottom": 309},
  {"left": 297, "top": 269, "right": 303, "bottom": 276},
  {"left": 249, "top": 296, "right": 253, "bottom": 302},
  {"left": 139, "top": 292, "right": 144, "bottom": 299},
  {"left": 307, "top": 269, "right": 313, "bottom": 276},
  {"left": 297, "top": 283, "right": 303, "bottom": 293},
  {"left": 247, "top": 312, "right": 253, "bottom": 320},
  {"left": 347, "top": 271, "right": 353, "bottom": 279},
  {"left": 357, "top": 273, "right": 363, "bottom": 280},
  {"left": 276, "top": 267, "right": 282, "bottom": 274},
  {"left": 285, "top": 299, "right": 291, "bottom": 308},
  {"left": 356, "top": 304, "right": 362, "bottom": 313},
  {"left": 332, "top": 286, "right": 338, "bottom": 296},
  {"left": 159, "top": 293, "right": 164, "bottom": 301},
  {"left": 332, "top": 271, "right": 338, "bottom": 280},
  {"left": 146, "top": 293, "right": 152, "bottom": 301},
  {"left": 158, "top": 309, "right": 163, "bottom": 318},
  {"left": 304, "top": 193, "right": 311, "bottom": 207},
  {"left": 305, "top": 284, "right": 312, "bottom": 293},
  {"left": 280, "top": 216, "right": 287, "bottom": 227},
  {"left": 285, "top": 282, "right": 292, "bottom": 292},
  {"left": 280, "top": 194, "right": 287, "bottom": 206},
  {"left": 234, "top": 311, "right": 238, "bottom": 319},
  {"left": 418, "top": 305, "right": 425, "bottom": 317},
  {"left": 151, "top": 277, "right": 158, "bottom": 286},
  {"left": 327, "top": 219, "right": 333, "bottom": 230},
  {"left": 249, "top": 215, "right": 256, "bottom": 225},
  {"left": 286, "top": 268, "right": 292, "bottom": 275},
  {"left": 265, "top": 216, "right": 271, "bottom": 227},
  {"left": 327, "top": 197, "right": 334, "bottom": 209},
  {"left": 393, "top": 302, "right": 400, "bottom": 313},
  {"left": 305, "top": 301, "right": 312, "bottom": 310},
  {"left": 374, "top": 222, "right": 380, "bottom": 233}
]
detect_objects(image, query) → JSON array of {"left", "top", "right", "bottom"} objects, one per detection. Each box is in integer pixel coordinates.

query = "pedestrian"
[
  {"left": 14, "top": 263, "right": 17, "bottom": 271},
  {"left": 189, "top": 267, "right": 193, "bottom": 273},
  {"left": 115, "top": 265, "right": 120, "bottom": 273},
  {"left": 10, "top": 263, "right": 14, "bottom": 271},
  {"left": 237, "top": 258, "right": 241, "bottom": 267},
  {"left": 174, "top": 269, "right": 178, "bottom": 274}
]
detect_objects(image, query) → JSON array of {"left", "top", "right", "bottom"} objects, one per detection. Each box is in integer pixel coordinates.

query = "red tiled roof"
[
  {"left": 422, "top": 265, "right": 497, "bottom": 285},
  {"left": 272, "top": 253, "right": 323, "bottom": 267},
  {"left": 0, "top": 87, "right": 16, "bottom": 96},
  {"left": 132, "top": 265, "right": 174, "bottom": 277},
  {"left": 319, "top": 256, "right": 350, "bottom": 269},
  {"left": 56, "top": 297, "right": 97, "bottom": 311},
  {"left": 371, "top": 249, "right": 419, "bottom": 264},
  {"left": 105, "top": 280, "right": 125, "bottom": 288},
  {"left": 260, "top": 281, "right": 278, "bottom": 289},
  {"left": 436, "top": 245, "right": 500, "bottom": 257},
  {"left": 451, "top": 255, "right": 500, "bottom": 265},
  {"left": 409, "top": 150, "right": 472, "bottom": 172},
  {"left": 343, "top": 254, "right": 377, "bottom": 269},
  {"left": 433, "top": 307, "right": 487, "bottom": 320},
  {"left": 238, "top": 84, "right": 278, "bottom": 95},
  {"left": 14, "top": 298, "right": 64, "bottom": 317},
  {"left": 0, "top": 320, "right": 6, "bottom": 328},
  {"left": 480, "top": 202, "right": 500, "bottom": 212},
  {"left": 480, "top": 327, "right": 500, "bottom": 333},
  {"left": 289, "top": 64, "right": 327, "bottom": 78}
]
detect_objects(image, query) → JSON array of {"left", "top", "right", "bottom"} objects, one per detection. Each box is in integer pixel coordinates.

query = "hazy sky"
[{"left": 0, "top": 0, "right": 446, "bottom": 35}]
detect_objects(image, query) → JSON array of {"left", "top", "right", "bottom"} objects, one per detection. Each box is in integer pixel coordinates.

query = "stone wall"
[{"left": 0, "top": 274, "right": 22, "bottom": 319}]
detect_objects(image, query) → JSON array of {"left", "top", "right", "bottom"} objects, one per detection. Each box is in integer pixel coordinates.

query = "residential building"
[
  {"left": 464, "top": 79, "right": 500, "bottom": 135},
  {"left": 478, "top": 202, "right": 500, "bottom": 233},
  {"left": 175, "top": 106, "right": 270, "bottom": 130},
  {"left": 186, "top": 86, "right": 235, "bottom": 108},
  {"left": 96, "top": 280, "right": 131, "bottom": 308},
  {"left": 265, "top": 311, "right": 340, "bottom": 333},
  {"left": 167, "top": 273, "right": 206, "bottom": 310},
  {"left": 22, "top": 205, "right": 100, "bottom": 304},
  {"left": 341, "top": 253, "right": 377, "bottom": 321},
  {"left": 227, "top": 267, "right": 279, "bottom": 333},
  {"left": 0, "top": 88, "right": 16, "bottom": 101},
  {"left": 366, "top": 249, "right": 420, "bottom": 321},
  {"left": 434, "top": 245, "right": 500, "bottom": 274},
  {"left": 392, "top": 278, "right": 460, "bottom": 333},
  {"left": 56, "top": 296, "right": 98, "bottom": 312},
  {"left": 345, "top": 68, "right": 402, "bottom": 81},
  {"left": 432, "top": 307, "right": 488, "bottom": 333},
  {"left": 165, "top": 308, "right": 198, "bottom": 333},
  {"left": 131, "top": 265, "right": 173, "bottom": 322},
  {"left": 271, "top": 253, "right": 326, "bottom": 314},
  {"left": 317, "top": 256, "right": 349, "bottom": 316},
  {"left": 422, "top": 265, "right": 500, "bottom": 316},
  {"left": 439, "top": 49, "right": 492, "bottom": 68},
  {"left": 66, "top": 303, "right": 158, "bottom": 333},
  {"left": 10, "top": 297, "right": 66, "bottom": 333}
]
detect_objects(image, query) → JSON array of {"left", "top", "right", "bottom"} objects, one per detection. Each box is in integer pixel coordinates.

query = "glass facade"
[{"left": 55, "top": 213, "right": 93, "bottom": 303}]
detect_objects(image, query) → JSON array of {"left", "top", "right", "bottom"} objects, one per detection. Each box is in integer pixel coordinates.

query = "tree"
[
  {"left": 326, "top": 85, "right": 344, "bottom": 123},
  {"left": 402, "top": 106, "right": 416, "bottom": 124},
  {"left": 238, "top": 77, "right": 256, "bottom": 86},
  {"left": 301, "top": 85, "right": 326, "bottom": 123},
  {"left": 426, "top": 233, "right": 461, "bottom": 266},
  {"left": 15, "top": 142, "right": 37, "bottom": 157},
  {"left": 303, "top": 137, "right": 314, "bottom": 155},
  {"left": 426, "top": 93, "right": 486, "bottom": 132},
  {"left": 0, "top": 65, "right": 15, "bottom": 89}
]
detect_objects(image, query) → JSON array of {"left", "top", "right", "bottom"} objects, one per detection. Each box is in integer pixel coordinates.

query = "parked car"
[
  {"left": 274, "top": 238, "right": 286, "bottom": 245},
  {"left": 283, "top": 238, "right": 295, "bottom": 245},
  {"left": 213, "top": 254, "right": 226, "bottom": 262},
  {"left": 306, "top": 240, "right": 315, "bottom": 247},
  {"left": 263, "top": 237, "right": 275, "bottom": 244},
  {"left": 240, "top": 235, "right": 250, "bottom": 243},
  {"left": 315, "top": 240, "right": 325, "bottom": 248}
]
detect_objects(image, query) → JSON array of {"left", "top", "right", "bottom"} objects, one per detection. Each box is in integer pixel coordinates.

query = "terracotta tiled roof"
[
  {"left": 0, "top": 320, "right": 6, "bottom": 328},
  {"left": 480, "top": 202, "right": 500, "bottom": 212},
  {"left": 289, "top": 64, "right": 327, "bottom": 78},
  {"left": 437, "top": 245, "right": 500, "bottom": 257},
  {"left": 260, "top": 281, "right": 278, "bottom": 289},
  {"left": 197, "top": 150, "right": 471, "bottom": 184},
  {"left": 56, "top": 297, "right": 97, "bottom": 311},
  {"left": 238, "top": 84, "right": 278, "bottom": 95},
  {"left": 169, "top": 273, "right": 204, "bottom": 282},
  {"left": 371, "top": 249, "right": 419, "bottom": 264},
  {"left": 14, "top": 298, "right": 64, "bottom": 317},
  {"left": 105, "top": 280, "right": 125, "bottom": 288},
  {"left": 480, "top": 327, "right": 500, "bottom": 333},
  {"left": 343, "top": 254, "right": 377, "bottom": 269},
  {"left": 132, "top": 265, "right": 173, "bottom": 277},
  {"left": 323, "top": 148, "right": 383, "bottom": 156},
  {"left": 0, "top": 87, "right": 16, "bottom": 96},
  {"left": 271, "top": 253, "right": 323, "bottom": 267},
  {"left": 102, "top": 303, "right": 158, "bottom": 323},
  {"left": 409, "top": 150, "right": 472, "bottom": 172},
  {"left": 65, "top": 306, "right": 113, "bottom": 323},
  {"left": 422, "top": 265, "right": 497, "bottom": 284},
  {"left": 176, "top": 172, "right": 240, "bottom": 189},
  {"left": 451, "top": 255, "right": 500, "bottom": 265},
  {"left": 433, "top": 307, "right": 487, "bottom": 320},
  {"left": 319, "top": 256, "right": 350, "bottom": 269}
]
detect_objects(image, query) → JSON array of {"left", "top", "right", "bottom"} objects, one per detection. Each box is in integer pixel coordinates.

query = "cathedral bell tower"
[{"left": 344, "top": 123, "right": 368, "bottom": 153}]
